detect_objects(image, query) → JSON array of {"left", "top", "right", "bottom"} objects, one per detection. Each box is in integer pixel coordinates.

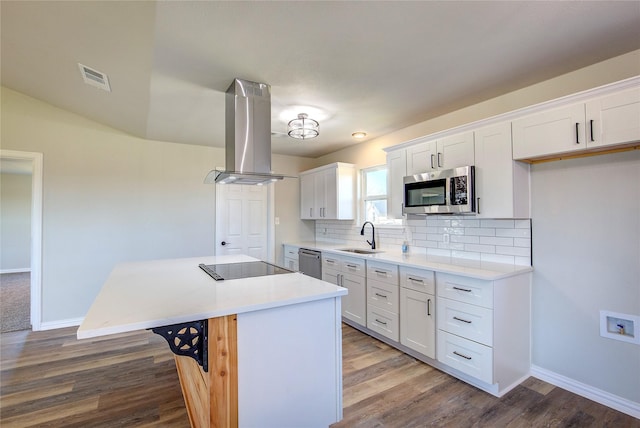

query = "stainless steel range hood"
[{"left": 204, "top": 78, "right": 289, "bottom": 185}]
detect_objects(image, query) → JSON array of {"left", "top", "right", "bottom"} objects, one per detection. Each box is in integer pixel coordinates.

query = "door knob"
[{"left": 221, "top": 241, "right": 229, "bottom": 246}]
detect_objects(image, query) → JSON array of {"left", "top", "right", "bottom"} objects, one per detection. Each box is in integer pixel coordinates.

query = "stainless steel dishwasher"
[{"left": 298, "top": 248, "right": 322, "bottom": 279}]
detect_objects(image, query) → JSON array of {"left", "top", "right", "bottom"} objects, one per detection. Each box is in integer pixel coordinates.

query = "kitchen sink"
[{"left": 336, "top": 248, "right": 383, "bottom": 255}]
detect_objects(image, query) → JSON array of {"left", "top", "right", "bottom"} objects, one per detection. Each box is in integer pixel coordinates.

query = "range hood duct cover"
[{"left": 205, "top": 78, "right": 289, "bottom": 185}]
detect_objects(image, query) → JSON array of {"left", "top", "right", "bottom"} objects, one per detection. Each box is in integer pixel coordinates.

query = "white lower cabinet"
[
  {"left": 323, "top": 254, "right": 366, "bottom": 327},
  {"left": 436, "top": 272, "right": 530, "bottom": 396},
  {"left": 400, "top": 287, "right": 435, "bottom": 359},
  {"left": 283, "top": 245, "right": 299, "bottom": 271},
  {"left": 399, "top": 266, "right": 436, "bottom": 359},
  {"left": 366, "top": 260, "right": 399, "bottom": 341},
  {"left": 437, "top": 331, "right": 493, "bottom": 384}
]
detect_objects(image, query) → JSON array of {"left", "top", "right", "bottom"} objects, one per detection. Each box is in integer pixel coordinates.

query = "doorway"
[{"left": 0, "top": 150, "right": 43, "bottom": 331}]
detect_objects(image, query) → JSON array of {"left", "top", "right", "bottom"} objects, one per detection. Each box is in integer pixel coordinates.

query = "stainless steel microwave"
[{"left": 403, "top": 165, "right": 476, "bottom": 215}]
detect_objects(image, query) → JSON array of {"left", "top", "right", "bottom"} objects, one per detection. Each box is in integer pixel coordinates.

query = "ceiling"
[{"left": 2, "top": 1, "right": 639, "bottom": 158}]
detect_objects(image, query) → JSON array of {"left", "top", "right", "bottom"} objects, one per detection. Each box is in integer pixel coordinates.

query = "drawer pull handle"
[
  {"left": 326, "top": 260, "right": 335, "bottom": 264},
  {"left": 408, "top": 277, "right": 424, "bottom": 283},
  {"left": 346, "top": 264, "right": 357, "bottom": 268},
  {"left": 375, "top": 318, "right": 388, "bottom": 325},
  {"left": 374, "top": 270, "right": 388, "bottom": 275},
  {"left": 453, "top": 316, "right": 472, "bottom": 324},
  {"left": 452, "top": 286, "right": 472, "bottom": 293},
  {"left": 375, "top": 292, "right": 388, "bottom": 299},
  {"left": 453, "top": 351, "right": 472, "bottom": 360}
]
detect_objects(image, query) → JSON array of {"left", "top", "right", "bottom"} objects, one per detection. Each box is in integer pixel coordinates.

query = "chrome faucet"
[{"left": 360, "top": 221, "right": 376, "bottom": 250}]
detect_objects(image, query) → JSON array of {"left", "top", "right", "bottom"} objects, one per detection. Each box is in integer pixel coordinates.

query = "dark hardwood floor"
[{"left": 1, "top": 324, "right": 637, "bottom": 427}]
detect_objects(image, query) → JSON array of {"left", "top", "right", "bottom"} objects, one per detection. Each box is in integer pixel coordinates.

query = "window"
[{"left": 361, "top": 165, "right": 400, "bottom": 225}]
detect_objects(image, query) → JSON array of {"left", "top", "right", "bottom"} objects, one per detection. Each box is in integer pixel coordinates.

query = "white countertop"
[
  {"left": 288, "top": 241, "right": 532, "bottom": 280},
  {"left": 77, "top": 254, "right": 347, "bottom": 340}
]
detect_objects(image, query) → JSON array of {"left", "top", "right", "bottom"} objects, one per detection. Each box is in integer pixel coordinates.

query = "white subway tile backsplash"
[
  {"left": 496, "top": 245, "right": 531, "bottom": 257},
  {"left": 481, "top": 253, "right": 516, "bottom": 264},
  {"left": 480, "top": 219, "right": 515, "bottom": 228},
  {"left": 465, "top": 243, "right": 496, "bottom": 253},
  {"left": 496, "top": 228, "right": 531, "bottom": 238},
  {"left": 451, "top": 250, "right": 481, "bottom": 261},
  {"left": 465, "top": 228, "right": 496, "bottom": 237},
  {"left": 451, "top": 235, "right": 480, "bottom": 244},
  {"left": 480, "top": 236, "right": 514, "bottom": 246},
  {"left": 314, "top": 216, "right": 531, "bottom": 266}
]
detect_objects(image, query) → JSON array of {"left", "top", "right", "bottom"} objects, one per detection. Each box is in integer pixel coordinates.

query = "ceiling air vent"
[{"left": 78, "top": 63, "right": 111, "bottom": 92}]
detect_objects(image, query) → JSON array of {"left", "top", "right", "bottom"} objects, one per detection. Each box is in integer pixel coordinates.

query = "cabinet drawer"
[
  {"left": 322, "top": 254, "right": 340, "bottom": 269},
  {"left": 284, "top": 245, "right": 299, "bottom": 258},
  {"left": 437, "top": 330, "right": 493, "bottom": 384},
  {"left": 367, "top": 279, "right": 399, "bottom": 313},
  {"left": 437, "top": 273, "right": 493, "bottom": 309},
  {"left": 341, "top": 256, "right": 366, "bottom": 276},
  {"left": 437, "top": 297, "right": 493, "bottom": 346},
  {"left": 367, "top": 260, "right": 398, "bottom": 285},
  {"left": 400, "top": 266, "right": 435, "bottom": 294},
  {"left": 284, "top": 257, "right": 299, "bottom": 272},
  {"left": 367, "top": 306, "right": 399, "bottom": 342}
]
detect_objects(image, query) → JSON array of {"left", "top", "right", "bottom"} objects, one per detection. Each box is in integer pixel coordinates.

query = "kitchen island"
[{"left": 77, "top": 255, "right": 347, "bottom": 428}]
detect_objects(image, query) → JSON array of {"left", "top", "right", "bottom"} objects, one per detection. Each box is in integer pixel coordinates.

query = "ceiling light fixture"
[
  {"left": 352, "top": 132, "right": 367, "bottom": 139},
  {"left": 288, "top": 113, "right": 319, "bottom": 140}
]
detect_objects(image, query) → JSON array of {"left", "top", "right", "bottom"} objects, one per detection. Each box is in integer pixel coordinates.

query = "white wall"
[
  {"left": 531, "top": 151, "right": 640, "bottom": 403},
  {"left": 0, "top": 172, "right": 32, "bottom": 271},
  {"left": 0, "top": 87, "right": 314, "bottom": 324}
]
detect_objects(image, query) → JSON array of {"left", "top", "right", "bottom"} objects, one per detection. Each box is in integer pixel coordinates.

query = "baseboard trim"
[
  {"left": 531, "top": 365, "right": 640, "bottom": 419},
  {"left": 39, "top": 317, "right": 83, "bottom": 331},
  {"left": 0, "top": 268, "right": 31, "bottom": 274}
]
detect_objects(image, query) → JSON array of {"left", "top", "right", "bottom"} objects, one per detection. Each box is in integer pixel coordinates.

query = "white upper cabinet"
[
  {"left": 585, "top": 87, "right": 640, "bottom": 149},
  {"left": 438, "top": 131, "right": 475, "bottom": 170},
  {"left": 406, "top": 132, "right": 475, "bottom": 175},
  {"left": 513, "top": 86, "right": 640, "bottom": 160},
  {"left": 299, "top": 163, "right": 355, "bottom": 220},
  {"left": 406, "top": 142, "right": 436, "bottom": 175},
  {"left": 474, "top": 122, "right": 529, "bottom": 218},
  {"left": 386, "top": 148, "right": 407, "bottom": 219}
]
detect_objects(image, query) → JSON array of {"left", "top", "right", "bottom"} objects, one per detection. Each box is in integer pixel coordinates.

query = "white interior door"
[{"left": 215, "top": 184, "right": 269, "bottom": 260}]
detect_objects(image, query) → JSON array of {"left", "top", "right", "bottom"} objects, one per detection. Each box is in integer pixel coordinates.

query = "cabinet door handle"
[
  {"left": 477, "top": 197, "right": 481, "bottom": 214},
  {"left": 427, "top": 298, "right": 431, "bottom": 316},
  {"left": 590, "top": 119, "right": 595, "bottom": 142},
  {"left": 453, "top": 316, "right": 472, "bottom": 324},
  {"left": 430, "top": 154, "right": 435, "bottom": 169},
  {"left": 437, "top": 152, "right": 442, "bottom": 168},
  {"left": 375, "top": 318, "right": 388, "bottom": 326},
  {"left": 453, "top": 286, "right": 472, "bottom": 293},
  {"left": 310, "top": 208, "right": 312, "bottom": 217},
  {"left": 408, "top": 276, "right": 423, "bottom": 283},
  {"left": 375, "top": 292, "right": 388, "bottom": 299},
  {"left": 453, "top": 351, "right": 472, "bottom": 360},
  {"left": 575, "top": 122, "right": 580, "bottom": 144}
]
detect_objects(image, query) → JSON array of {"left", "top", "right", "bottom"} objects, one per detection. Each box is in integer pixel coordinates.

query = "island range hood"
[{"left": 204, "top": 78, "right": 289, "bottom": 185}]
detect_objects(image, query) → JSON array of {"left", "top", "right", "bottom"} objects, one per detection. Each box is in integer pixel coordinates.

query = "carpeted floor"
[{"left": 0, "top": 272, "right": 31, "bottom": 332}]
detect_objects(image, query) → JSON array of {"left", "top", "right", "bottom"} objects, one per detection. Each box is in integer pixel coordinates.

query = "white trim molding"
[
  {"left": 0, "top": 150, "right": 44, "bottom": 331},
  {"left": 40, "top": 317, "right": 84, "bottom": 331},
  {"left": 531, "top": 365, "right": 640, "bottom": 419},
  {"left": 0, "top": 268, "right": 31, "bottom": 274}
]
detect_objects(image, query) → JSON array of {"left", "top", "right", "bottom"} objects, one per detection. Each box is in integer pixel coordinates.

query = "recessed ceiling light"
[{"left": 352, "top": 132, "right": 367, "bottom": 139}]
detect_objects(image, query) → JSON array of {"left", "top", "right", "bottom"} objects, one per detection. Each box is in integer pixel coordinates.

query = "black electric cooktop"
[{"left": 198, "top": 261, "right": 293, "bottom": 281}]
